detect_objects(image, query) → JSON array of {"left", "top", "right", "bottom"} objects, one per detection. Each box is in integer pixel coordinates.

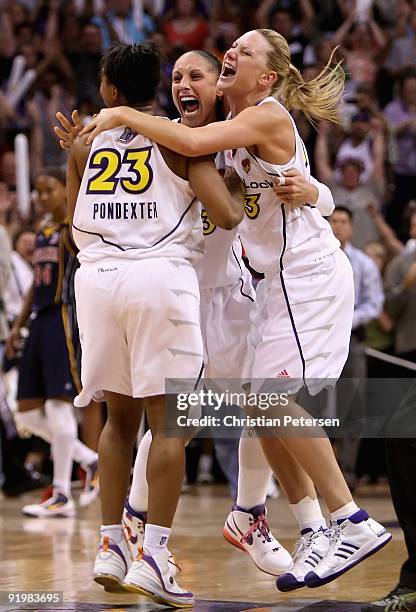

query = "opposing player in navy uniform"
[{"left": 6, "top": 167, "right": 99, "bottom": 517}]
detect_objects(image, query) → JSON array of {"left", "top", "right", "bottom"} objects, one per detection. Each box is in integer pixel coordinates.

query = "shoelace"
[
  {"left": 241, "top": 514, "right": 273, "bottom": 545},
  {"left": 387, "top": 592, "right": 416, "bottom": 612},
  {"left": 326, "top": 522, "right": 344, "bottom": 553}
]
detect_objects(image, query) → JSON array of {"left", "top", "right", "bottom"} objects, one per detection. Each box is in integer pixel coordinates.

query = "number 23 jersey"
[{"left": 73, "top": 125, "right": 203, "bottom": 264}]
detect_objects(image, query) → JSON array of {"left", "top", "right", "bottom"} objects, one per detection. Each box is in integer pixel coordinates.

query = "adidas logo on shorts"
[{"left": 277, "top": 369, "right": 290, "bottom": 378}]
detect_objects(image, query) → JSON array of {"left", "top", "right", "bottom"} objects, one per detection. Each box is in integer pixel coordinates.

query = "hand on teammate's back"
[{"left": 54, "top": 111, "right": 83, "bottom": 150}]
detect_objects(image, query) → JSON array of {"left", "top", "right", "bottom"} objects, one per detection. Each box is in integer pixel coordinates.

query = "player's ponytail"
[{"left": 258, "top": 29, "right": 345, "bottom": 125}]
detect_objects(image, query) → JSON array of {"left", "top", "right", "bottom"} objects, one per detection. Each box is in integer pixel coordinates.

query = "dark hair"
[
  {"left": 333, "top": 205, "right": 353, "bottom": 221},
  {"left": 36, "top": 166, "right": 66, "bottom": 186},
  {"left": 12, "top": 227, "right": 35, "bottom": 250},
  {"left": 192, "top": 51, "right": 225, "bottom": 121},
  {"left": 192, "top": 50, "right": 222, "bottom": 75},
  {"left": 100, "top": 42, "right": 161, "bottom": 106}
]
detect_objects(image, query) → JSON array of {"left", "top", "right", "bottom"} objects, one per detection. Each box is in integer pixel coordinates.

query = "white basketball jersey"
[
  {"left": 226, "top": 97, "right": 339, "bottom": 274},
  {"left": 193, "top": 151, "right": 251, "bottom": 291},
  {"left": 73, "top": 125, "right": 203, "bottom": 264}
]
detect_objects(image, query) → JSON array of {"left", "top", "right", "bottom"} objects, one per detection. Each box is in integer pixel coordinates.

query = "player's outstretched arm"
[
  {"left": 188, "top": 157, "right": 244, "bottom": 230},
  {"left": 79, "top": 105, "right": 269, "bottom": 157}
]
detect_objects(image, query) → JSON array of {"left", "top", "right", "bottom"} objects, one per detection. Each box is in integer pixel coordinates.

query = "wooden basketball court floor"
[{"left": 0, "top": 484, "right": 404, "bottom": 611}]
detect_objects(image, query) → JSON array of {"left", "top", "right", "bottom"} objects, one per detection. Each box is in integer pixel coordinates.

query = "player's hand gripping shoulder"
[
  {"left": 80, "top": 107, "right": 129, "bottom": 144},
  {"left": 54, "top": 110, "right": 83, "bottom": 150}
]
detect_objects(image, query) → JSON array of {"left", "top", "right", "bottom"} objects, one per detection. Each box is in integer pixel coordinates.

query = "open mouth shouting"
[
  {"left": 219, "top": 62, "right": 237, "bottom": 83},
  {"left": 179, "top": 95, "right": 200, "bottom": 116}
]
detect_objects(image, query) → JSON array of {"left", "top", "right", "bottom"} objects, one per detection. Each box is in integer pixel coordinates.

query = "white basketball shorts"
[
  {"left": 248, "top": 248, "right": 354, "bottom": 395},
  {"left": 74, "top": 257, "right": 203, "bottom": 406},
  {"left": 199, "top": 278, "right": 255, "bottom": 381}
]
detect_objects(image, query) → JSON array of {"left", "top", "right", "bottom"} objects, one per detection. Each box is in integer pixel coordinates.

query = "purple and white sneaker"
[
  {"left": 122, "top": 500, "right": 146, "bottom": 559},
  {"left": 123, "top": 548, "right": 193, "bottom": 608},
  {"left": 304, "top": 509, "right": 392, "bottom": 588},
  {"left": 277, "top": 527, "right": 329, "bottom": 592},
  {"left": 93, "top": 535, "right": 132, "bottom": 592},
  {"left": 223, "top": 504, "right": 293, "bottom": 575}
]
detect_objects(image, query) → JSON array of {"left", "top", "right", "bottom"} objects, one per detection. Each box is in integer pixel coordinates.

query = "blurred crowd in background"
[{"left": 0, "top": 0, "right": 416, "bottom": 494}]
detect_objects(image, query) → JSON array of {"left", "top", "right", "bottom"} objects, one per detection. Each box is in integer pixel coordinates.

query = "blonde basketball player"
[
  {"left": 66, "top": 42, "right": 244, "bottom": 608},
  {"left": 81, "top": 30, "right": 391, "bottom": 590}
]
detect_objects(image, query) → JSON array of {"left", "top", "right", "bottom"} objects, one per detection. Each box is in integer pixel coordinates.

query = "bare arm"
[
  {"left": 5, "top": 283, "right": 34, "bottom": 358},
  {"left": 67, "top": 135, "right": 90, "bottom": 222},
  {"left": 80, "top": 105, "right": 275, "bottom": 157},
  {"left": 367, "top": 203, "right": 404, "bottom": 257},
  {"left": 368, "top": 17, "right": 387, "bottom": 51},
  {"left": 371, "top": 122, "right": 386, "bottom": 191},
  {"left": 314, "top": 124, "right": 333, "bottom": 184},
  {"left": 188, "top": 157, "right": 243, "bottom": 230},
  {"left": 331, "top": 13, "right": 354, "bottom": 47},
  {"left": 255, "top": 0, "right": 275, "bottom": 27}
]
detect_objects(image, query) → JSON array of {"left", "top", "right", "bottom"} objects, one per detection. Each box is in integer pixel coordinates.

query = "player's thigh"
[{"left": 126, "top": 259, "right": 204, "bottom": 398}]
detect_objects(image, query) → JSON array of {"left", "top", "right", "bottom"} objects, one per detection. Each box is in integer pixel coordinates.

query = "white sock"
[
  {"left": 143, "top": 523, "right": 171, "bottom": 556},
  {"left": 17, "top": 407, "right": 97, "bottom": 468},
  {"left": 289, "top": 496, "right": 327, "bottom": 532},
  {"left": 101, "top": 524, "right": 123, "bottom": 543},
  {"left": 330, "top": 501, "right": 360, "bottom": 522},
  {"left": 236, "top": 431, "right": 272, "bottom": 509},
  {"left": 129, "top": 429, "right": 152, "bottom": 513},
  {"left": 45, "top": 400, "right": 77, "bottom": 498}
]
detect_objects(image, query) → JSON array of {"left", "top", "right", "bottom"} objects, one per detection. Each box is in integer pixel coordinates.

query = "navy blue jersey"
[{"left": 32, "top": 219, "right": 76, "bottom": 313}]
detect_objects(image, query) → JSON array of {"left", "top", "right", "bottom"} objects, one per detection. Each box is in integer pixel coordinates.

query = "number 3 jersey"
[
  {"left": 226, "top": 97, "right": 339, "bottom": 275},
  {"left": 73, "top": 125, "right": 203, "bottom": 264}
]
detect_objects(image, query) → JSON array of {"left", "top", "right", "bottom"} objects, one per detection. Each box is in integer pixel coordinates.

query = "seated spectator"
[
  {"left": 315, "top": 119, "right": 385, "bottom": 249},
  {"left": 163, "top": 0, "right": 209, "bottom": 51},
  {"left": 383, "top": 69, "right": 416, "bottom": 238}
]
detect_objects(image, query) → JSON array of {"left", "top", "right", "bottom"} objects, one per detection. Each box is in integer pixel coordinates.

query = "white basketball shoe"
[
  {"left": 304, "top": 509, "right": 392, "bottom": 588},
  {"left": 223, "top": 504, "right": 293, "bottom": 575},
  {"left": 22, "top": 490, "right": 76, "bottom": 518},
  {"left": 123, "top": 548, "right": 193, "bottom": 608},
  {"left": 93, "top": 534, "right": 132, "bottom": 592},
  {"left": 79, "top": 460, "right": 99, "bottom": 508},
  {"left": 277, "top": 527, "right": 329, "bottom": 592}
]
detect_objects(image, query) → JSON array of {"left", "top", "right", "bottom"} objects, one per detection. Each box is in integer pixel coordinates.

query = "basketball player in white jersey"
[
  {"left": 81, "top": 30, "right": 391, "bottom": 591},
  {"left": 56, "top": 48, "right": 337, "bottom": 579},
  {"left": 66, "top": 42, "right": 244, "bottom": 608}
]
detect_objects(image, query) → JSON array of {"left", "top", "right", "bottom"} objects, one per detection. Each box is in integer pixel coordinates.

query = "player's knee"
[{"left": 45, "top": 399, "right": 77, "bottom": 438}]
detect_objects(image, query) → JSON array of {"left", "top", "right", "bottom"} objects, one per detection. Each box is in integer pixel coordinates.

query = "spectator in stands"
[
  {"left": 384, "top": 235, "right": 416, "bottom": 364},
  {"left": 331, "top": 6, "right": 387, "bottom": 92},
  {"left": 384, "top": 0, "right": 416, "bottom": 79},
  {"left": 383, "top": 69, "right": 416, "bottom": 238},
  {"left": 67, "top": 22, "right": 103, "bottom": 112},
  {"left": 163, "top": 0, "right": 209, "bottom": 50},
  {"left": 330, "top": 206, "right": 384, "bottom": 489},
  {"left": 5, "top": 228, "right": 35, "bottom": 327},
  {"left": 315, "top": 119, "right": 385, "bottom": 249},
  {"left": 256, "top": 0, "right": 315, "bottom": 68}
]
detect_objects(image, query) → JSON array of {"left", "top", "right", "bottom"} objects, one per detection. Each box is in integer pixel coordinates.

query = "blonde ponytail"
[{"left": 258, "top": 29, "right": 345, "bottom": 125}]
